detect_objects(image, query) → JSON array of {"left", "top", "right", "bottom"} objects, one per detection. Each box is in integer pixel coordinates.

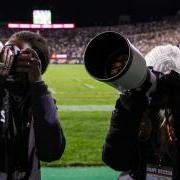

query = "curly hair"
[{"left": 9, "top": 31, "right": 49, "bottom": 74}]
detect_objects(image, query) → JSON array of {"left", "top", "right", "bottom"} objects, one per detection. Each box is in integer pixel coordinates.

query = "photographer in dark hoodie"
[
  {"left": 0, "top": 31, "right": 65, "bottom": 180},
  {"left": 102, "top": 45, "right": 180, "bottom": 180}
]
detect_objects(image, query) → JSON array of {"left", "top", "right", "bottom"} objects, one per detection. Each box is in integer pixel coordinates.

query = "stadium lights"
[{"left": 8, "top": 23, "right": 75, "bottom": 29}]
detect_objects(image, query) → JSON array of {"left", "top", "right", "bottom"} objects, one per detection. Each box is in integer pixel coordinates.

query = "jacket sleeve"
[
  {"left": 29, "top": 81, "right": 65, "bottom": 162},
  {"left": 102, "top": 91, "right": 148, "bottom": 171}
]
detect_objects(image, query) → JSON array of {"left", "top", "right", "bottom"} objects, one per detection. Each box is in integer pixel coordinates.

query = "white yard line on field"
[
  {"left": 83, "top": 84, "right": 95, "bottom": 89},
  {"left": 57, "top": 105, "right": 114, "bottom": 111},
  {"left": 73, "top": 78, "right": 81, "bottom": 82}
]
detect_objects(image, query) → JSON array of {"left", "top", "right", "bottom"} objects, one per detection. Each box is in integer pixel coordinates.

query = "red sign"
[{"left": 8, "top": 23, "right": 75, "bottom": 29}]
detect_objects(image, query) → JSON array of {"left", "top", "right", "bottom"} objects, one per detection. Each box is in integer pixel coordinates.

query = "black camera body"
[
  {"left": 5, "top": 44, "right": 21, "bottom": 75},
  {"left": 0, "top": 44, "right": 29, "bottom": 85}
]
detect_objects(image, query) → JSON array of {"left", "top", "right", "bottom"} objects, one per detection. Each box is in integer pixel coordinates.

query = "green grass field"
[{"left": 42, "top": 64, "right": 119, "bottom": 167}]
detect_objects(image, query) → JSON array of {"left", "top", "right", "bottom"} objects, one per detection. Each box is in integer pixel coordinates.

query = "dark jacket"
[
  {"left": 102, "top": 71, "right": 180, "bottom": 180},
  {"left": 0, "top": 81, "right": 65, "bottom": 180}
]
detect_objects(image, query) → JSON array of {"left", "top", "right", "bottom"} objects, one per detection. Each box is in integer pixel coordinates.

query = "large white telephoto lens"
[{"left": 84, "top": 31, "right": 148, "bottom": 92}]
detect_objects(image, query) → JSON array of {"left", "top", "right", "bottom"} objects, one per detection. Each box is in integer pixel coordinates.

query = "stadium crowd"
[{"left": 1, "top": 18, "right": 180, "bottom": 63}]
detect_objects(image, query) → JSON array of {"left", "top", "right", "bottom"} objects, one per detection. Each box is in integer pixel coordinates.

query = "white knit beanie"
[{"left": 145, "top": 44, "right": 180, "bottom": 74}]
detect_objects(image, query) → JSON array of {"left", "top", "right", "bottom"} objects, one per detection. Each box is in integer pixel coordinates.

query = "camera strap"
[
  {"left": 0, "top": 89, "right": 10, "bottom": 174},
  {"left": 0, "top": 89, "right": 10, "bottom": 137}
]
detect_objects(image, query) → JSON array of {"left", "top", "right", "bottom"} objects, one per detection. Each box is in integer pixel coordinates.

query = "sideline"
[
  {"left": 57, "top": 105, "right": 114, "bottom": 111},
  {"left": 42, "top": 167, "right": 119, "bottom": 180}
]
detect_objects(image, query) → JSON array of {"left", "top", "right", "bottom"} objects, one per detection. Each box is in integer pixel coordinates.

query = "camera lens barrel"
[{"left": 84, "top": 31, "right": 148, "bottom": 92}]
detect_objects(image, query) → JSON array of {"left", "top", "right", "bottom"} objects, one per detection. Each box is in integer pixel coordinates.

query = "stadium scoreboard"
[{"left": 33, "top": 10, "right": 51, "bottom": 24}]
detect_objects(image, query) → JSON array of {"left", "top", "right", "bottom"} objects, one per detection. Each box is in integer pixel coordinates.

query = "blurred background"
[{"left": 1, "top": 0, "right": 180, "bottom": 179}]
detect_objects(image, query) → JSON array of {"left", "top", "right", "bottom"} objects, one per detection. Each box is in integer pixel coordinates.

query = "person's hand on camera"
[
  {"left": 116, "top": 89, "right": 149, "bottom": 112},
  {"left": 115, "top": 68, "right": 161, "bottom": 111},
  {"left": 15, "top": 48, "right": 42, "bottom": 83},
  {"left": 0, "top": 46, "right": 15, "bottom": 77}
]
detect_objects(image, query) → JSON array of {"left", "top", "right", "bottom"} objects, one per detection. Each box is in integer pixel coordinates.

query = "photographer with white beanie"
[{"left": 102, "top": 44, "right": 180, "bottom": 180}]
